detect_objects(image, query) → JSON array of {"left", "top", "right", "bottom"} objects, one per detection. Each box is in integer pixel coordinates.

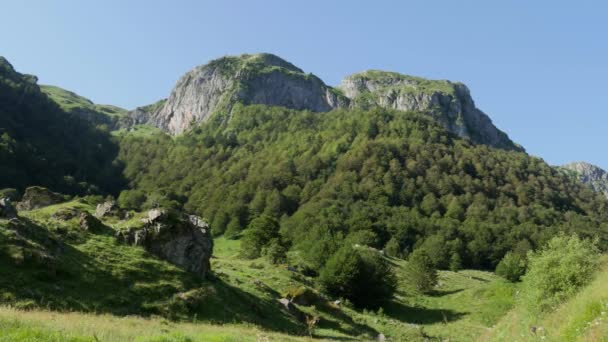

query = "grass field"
[{"left": 0, "top": 200, "right": 518, "bottom": 341}]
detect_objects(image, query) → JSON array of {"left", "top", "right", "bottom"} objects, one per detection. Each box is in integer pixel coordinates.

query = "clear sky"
[{"left": 2, "top": 1, "right": 607, "bottom": 168}]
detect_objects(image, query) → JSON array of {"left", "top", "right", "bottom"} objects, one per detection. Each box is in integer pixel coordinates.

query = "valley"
[{"left": 1, "top": 52, "right": 607, "bottom": 341}]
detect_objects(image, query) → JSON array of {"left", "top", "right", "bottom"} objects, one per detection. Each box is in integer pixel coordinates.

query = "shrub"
[
  {"left": 384, "top": 237, "right": 403, "bottom": 259},
  {"left": 449, "top": 252, "right": 462, "bottom": 272},
  {"left": 117, "top": 189, "right": 146, "bottom": 210},
  {"left": 407, "top": 249, "right": 438, "bottom": 293},
  {"left": 262, "top": 238, "right": 288, "bottom": 264},
  {"left": 495, "top": 252, "right": 526, "bottom": 282},
  {"left": 521, "top": 234, "right": 599, "bottom": 312},
  {"left": 318, "top": 246, "right": 396, "bottom": 308},
  {"left": 239, "top": 215, "right": 280, "bottom": 259}
]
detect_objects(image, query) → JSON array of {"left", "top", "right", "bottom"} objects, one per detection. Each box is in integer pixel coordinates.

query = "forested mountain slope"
[
  {"left": 117, "top": 104, "right": 608, "bottom": 272},
  {"left": 0, "top": 57, "right": 124, "bottom": 195}
]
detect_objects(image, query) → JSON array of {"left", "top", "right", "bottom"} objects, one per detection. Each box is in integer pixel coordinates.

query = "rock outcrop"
[
  {"left": 339, "top": 71, "right": 521, "bottom": 151},
  {"left": 95, "top": 200, "right": 122, "bottom": 218},
  {"left": 116, "top": 210, "right": 213, "bottom": 278},
  {"left": 16, "top": 187, "right": 65, "bottom": 211},
  {"left": 123, "top": 53, "right": 348, "bottom": 135},
  {"left": 562, "top": 162, "right": 608, "bottom": 198},
  {"left": 123, "top": 53, "right": 519, "bottom": 151}
]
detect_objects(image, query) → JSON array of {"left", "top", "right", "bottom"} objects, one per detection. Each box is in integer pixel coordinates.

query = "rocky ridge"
[
  {"left": 562, "top": 162, "right": 608, "bottom": 198},
  {"left": 340, "top": 71, "right": 521, "bottom": 150},
  {"left": 122, "top": 53, "right": 519, "bottom": 151},
  {"left": 122, "top": 53, "right": 349, "bottom": 135}
]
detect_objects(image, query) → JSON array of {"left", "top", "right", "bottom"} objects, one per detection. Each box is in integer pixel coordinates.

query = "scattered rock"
[
  {"left": 16, "top": 186, "right": 65, "bottom": 211},
  {"left": 287, "top": 265, "right": 298, "bottom": 272},
  {"left": 0, "top": 198, "right": 18, "bottom": 219},
  {"left": 51, "top": 208, "right": 80, "bottom": 220},
  {"left": 377, "top": 333, "right": 386, "bottom": 341},
  {"left": 278, "top": 298, "right": 295, "bottom": 311},
  {"left": 116, "top": 210, "right": 213, "bottom": 278},
  {"left": 95, "top": 201, "right": 121, "bottom": 218},
  {"left": 143, "top": 208, "right": 166, "bottom": 223}
]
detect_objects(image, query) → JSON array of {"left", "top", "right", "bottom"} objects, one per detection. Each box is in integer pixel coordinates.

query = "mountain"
[
  {"left": 41, "top": 85, "right": 127, "bottom": 128},
  {"left": 340, "top": 70, "right": 521, "bottom": 151},
  {"left": 123, "top": 53, "right": 520, "bottom": 151},
  {"left": 562, "top": 162, "right": 608, "bottom": 198},
  {"left": 0, "top": 57, "right": 124, "bottom": 194},
  {"left": 123, "top": 53, "right": 349, "bottom": 135},
  {"left": 117, "top": 103, "right": 608, "bottom": 272}
]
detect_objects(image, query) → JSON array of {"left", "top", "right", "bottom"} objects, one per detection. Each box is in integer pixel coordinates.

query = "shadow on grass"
[
  {"left": 0, "top": 218, "right": 305, "bottom": 335},
  {"left": 315, "top": 302, "right": 378, "bottom": 338},
  {"left": 428, "top": 288, "right": 464, "bottom": 297},
  {"left": 383, "top": 300, "right": 467, "bottom": 325}
]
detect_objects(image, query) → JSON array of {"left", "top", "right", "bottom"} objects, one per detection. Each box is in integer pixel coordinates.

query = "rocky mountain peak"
[
  {"left": 121, "top": 54, "right": 519, "bottom": 151},
  {"left": 123, "top": 53, "right": 348, "bottom": 135},
  {"left": 562, "top": 162, "right": 608, "bottom": 198},
  {"left": 339, "top": 70, "right": 521, "bottom": 151}
]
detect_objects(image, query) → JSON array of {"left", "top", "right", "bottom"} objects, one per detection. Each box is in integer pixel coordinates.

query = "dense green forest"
[
  {"left": 0, "top": 57, "right": 124, "bottom": 195},
  {"left": 117, "top": 103, "right": 608, "bottom": 273}
]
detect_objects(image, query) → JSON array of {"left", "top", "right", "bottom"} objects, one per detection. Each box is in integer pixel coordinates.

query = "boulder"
[
  {"left": 16, "top": 187, "right": 65, "bottom": 211},
  {"left": 0, "top": 198, "right": 17, "bottom": 219},
  {"left": 95, "top": 200, "right": 121, "bottom": 218},
  {"left": 278, "top": 298, "right": 295, "bottom": 311},
  {"left": 51, "top": 207, "right": 80, "bottom": 220},
  {"left": 117, "top": 210, "right": 213, "bottom": 278}
]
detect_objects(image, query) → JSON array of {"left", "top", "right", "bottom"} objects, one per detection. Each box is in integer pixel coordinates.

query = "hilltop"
[{"left": 118, "top": 53, "right": 519, "bottom": 151}]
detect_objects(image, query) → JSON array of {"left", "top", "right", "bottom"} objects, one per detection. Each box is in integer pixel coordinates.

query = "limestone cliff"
[
  {"left": 562, "top": 162, "right": 608, "bottom": 198},
  {"left": 124, "top": 53, "right": 348, "bottom": 135},
  {"left": 340, "top": 71, "right": 521, "bottom": 151},
  {"left": 124, "top": 53, "right": 519, "bottom": 151}
]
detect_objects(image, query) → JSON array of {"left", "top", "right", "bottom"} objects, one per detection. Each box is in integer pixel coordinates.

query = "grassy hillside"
[
  {"left": 41, "top": 85, "right": 127, "bottom": 118},
  {"left": 0, "top": 201, "right": 302, "bottom": 334},
  {"left": 482, "top": 256, "right": 608, "bottom": 341},
  {"left": 0, "top": 199, "right": 518, "bottom": 341},
  {"left": 0, "top": 306, "right": 308, "bottom": 342}
]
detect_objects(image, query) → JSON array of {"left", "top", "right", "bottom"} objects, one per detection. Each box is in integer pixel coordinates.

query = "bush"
[
  {"left": 495, "top": 252, "right": 526, "bottom": 282},
  {"left": 521, "top": 234, "right": 599, "bottom": 312},
  {"left": 449, "top": 252, "right": 462, "bottom": 272},
  {"left": 117, "top": 189, "right": 146, "bottom": 210},
  {"left": 239, "top": 215, "right": 280, "bottom": 259},
  {"left": 407, "top": 249, "right": 438, "bottom": 293},
  {"left": 318, "top": 246, "right": 396, "bottom": 308},
  {"left": 384, "top": 237, "right": 403, "bottom": 259},
  {"left": 262, "top": 238, "right": 288, "bottom": 264}
]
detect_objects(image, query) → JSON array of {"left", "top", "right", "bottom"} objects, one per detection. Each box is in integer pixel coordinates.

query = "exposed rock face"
[
  {"left": 124, "top": 53, "right": 518, "bottom": 151},
  {"left": 124, "top": 53, "right": 348, "bottom": 135},
  {"left": 116, "top": 210, "right": 213, "bottom": 278},
  {"left": 339, "top": 71, "right": 521, "bottom": 151},
  {"left": 95, "top": 201, "right": 121, "bottom": 218},
  {"left": 562, "top": 162, "right": 608, "bottom": 198},
  {"left": 16, "top": 187, "right": 65, "bottom": 211},
  {"left": 0, "top": 198, "right": 17, "bottom": 219}
]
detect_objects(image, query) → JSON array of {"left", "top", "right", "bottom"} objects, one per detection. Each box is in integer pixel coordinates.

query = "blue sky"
[{"left": 2, "top": 1, "right": 607, "bottom": 168}]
